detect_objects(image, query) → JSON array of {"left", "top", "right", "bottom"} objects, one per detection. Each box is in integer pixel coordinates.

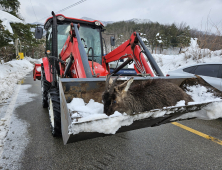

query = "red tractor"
[{"left": 33, "top": 12, "right": 217, "bottom": 144}]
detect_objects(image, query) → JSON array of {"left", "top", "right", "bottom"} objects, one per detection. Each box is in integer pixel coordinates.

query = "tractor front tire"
[
  {"left": 41, "top": 65, "right": 51, "bottom": 108},
  {"left": 48, "top": 88, "right": 61, "bottom": 137}
]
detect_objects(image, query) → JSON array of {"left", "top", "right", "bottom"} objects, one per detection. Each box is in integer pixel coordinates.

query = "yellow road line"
[{"left": 171, "top": 122, "right": 222, "bottom": 146}]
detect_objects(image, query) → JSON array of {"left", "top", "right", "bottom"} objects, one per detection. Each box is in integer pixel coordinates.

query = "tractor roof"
[{"left": 44, "top": 14, "right": 104, "bottom": 30}]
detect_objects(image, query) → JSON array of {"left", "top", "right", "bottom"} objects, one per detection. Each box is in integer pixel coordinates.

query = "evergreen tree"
[
  {"left": 10, "top": 23, "right": 45, "bottom": 57},
  {"left": 177, "top": 25, "right": 191, "bottom": 52},
  {"left": 169, "top": 23, "right": 178, "bottom": 47},
  {"left": 159, "top": 25, "right": 171, "bottom": 49},
  {"left": 103, "top": 20, "right": 193, "bottom": 53}
]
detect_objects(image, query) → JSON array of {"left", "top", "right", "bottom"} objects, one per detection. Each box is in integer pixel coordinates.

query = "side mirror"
[
  {"left": 110, "top": 36, "right": 115, "bottom": 46},
  {"left": 35, "top": 26, "right": 43, "bottom": 39}
]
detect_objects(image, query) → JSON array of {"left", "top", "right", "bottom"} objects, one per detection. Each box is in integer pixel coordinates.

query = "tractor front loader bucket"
[{"left": 59, "top": 76, "right": 222, "bottom": 144}]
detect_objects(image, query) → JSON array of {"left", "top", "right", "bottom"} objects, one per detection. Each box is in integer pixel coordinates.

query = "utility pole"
[{"left": 15, "top": 38, "right": 18, "bottom": 56}]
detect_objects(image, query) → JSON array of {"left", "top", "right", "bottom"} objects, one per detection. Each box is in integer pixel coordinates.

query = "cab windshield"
[{"left": 57, "top": 24, "right": 102, "bottom": 64}]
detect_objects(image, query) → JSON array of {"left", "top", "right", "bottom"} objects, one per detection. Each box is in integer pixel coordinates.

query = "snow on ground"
[
  {"left": 24, "top": 57, "right": 42, "bottom": 65},
  {"left": 0, "top": 57, "right": 39, "bottom": 169},
  {"left": 0, "top": 57, "right": 41, "bottom": 104},
  {"left": 0, "top": 114, "right": 29, "bottom": 169},
  {"left": 0, "top": 84, "right": 37, "bottom": 169},
  {"left": 0, "top": 57, "right": 40, "bottom": 147}
]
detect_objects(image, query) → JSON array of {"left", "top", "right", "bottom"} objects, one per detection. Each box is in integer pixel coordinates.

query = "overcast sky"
[{"left": 19, "top": 0, "right": 222, "bottom": 33}]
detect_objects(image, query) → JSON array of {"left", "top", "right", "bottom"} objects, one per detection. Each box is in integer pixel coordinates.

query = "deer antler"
[
  {"left": 109, "top": 75, "right": 120, "bottom": 94},
  {"left": 105, "top": 75, "right": 111, "bottom": 91},
  {"left": 117, "top": 77, "right": 134, "bottom": 89}
]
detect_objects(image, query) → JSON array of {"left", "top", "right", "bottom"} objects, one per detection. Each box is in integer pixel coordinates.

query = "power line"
[
  {"left": 37, "top": 0, "right": 87, "bottom": 22},
  {"left": 56, "top": 0, "right": 87, "bottom": 14},
  {"left": 29, "top": 0, "right": 38, "bottom": 21}
]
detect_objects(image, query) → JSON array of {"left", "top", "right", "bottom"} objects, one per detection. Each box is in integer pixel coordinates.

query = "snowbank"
[
  {"left": 0, "top": 57, "right": 41, "bottom": 103},
  {"left": 68, "top": 84, "right": 222, "bottom": 135}
]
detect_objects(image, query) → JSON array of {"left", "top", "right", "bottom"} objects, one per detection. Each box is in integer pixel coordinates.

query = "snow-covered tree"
[
  {"left": 0, "top": 19, "right": 13, "bottom": 48},
  {"left": 0, "top": 0, "right": 21, "bottom": 19},
  {"left": 0, "top": 1, "right": 45, "bottom": 60}
]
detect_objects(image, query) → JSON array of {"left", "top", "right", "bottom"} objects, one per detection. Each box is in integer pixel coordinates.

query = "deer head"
[{"left": 102, "top": 75, "right": 134, "bottom": 116}]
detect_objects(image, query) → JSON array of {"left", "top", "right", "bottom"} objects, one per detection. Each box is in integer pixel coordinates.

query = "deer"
[{"left": 102, "top": 76, "right": 193, "bottom": 116}]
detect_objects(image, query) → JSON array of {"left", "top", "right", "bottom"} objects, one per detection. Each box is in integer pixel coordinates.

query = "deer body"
[{"left": 102, "top": 77, "right": 193, "bottom": 116}]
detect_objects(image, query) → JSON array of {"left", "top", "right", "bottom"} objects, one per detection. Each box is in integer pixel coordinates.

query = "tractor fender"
[{"left": 42, "top": 57, "right": 52, "bottom": 82}]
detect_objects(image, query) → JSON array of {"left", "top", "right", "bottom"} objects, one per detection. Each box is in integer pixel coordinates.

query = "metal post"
[
  {"left": 19, "top": 40, "right": 21, "bottom": 52},
  {"left": 15, "top": 39, "right": 18, "bottom": 57},
  {"left": 51, "top": 11, "right": 58, "bottom": 87}
]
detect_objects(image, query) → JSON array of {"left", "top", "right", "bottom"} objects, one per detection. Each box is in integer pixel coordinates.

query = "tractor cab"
[
  {"left": 44, "top": 19, "right": 104, "bottom": 65},
  {"left": 35, "top": 13, "right": 109, "bottom": 79},
  {"left": 43, "top": 14, "right": 104, "bottom": 64}
]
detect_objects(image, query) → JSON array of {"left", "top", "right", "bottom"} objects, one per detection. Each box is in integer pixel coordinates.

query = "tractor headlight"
[
  {"left": 57, "top": 15, "right": 65, "bottom": 21},
  {"left": 95, "top": 21, "right": 101, "bottom": 26}
]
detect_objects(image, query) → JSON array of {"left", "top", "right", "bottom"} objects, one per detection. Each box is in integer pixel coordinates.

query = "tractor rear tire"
[
  {"left": 48, "top": 88, "right": 61, "bottom": 137},
  {"left": 41, "top": 65, "right": 51, "bottom": 108}
]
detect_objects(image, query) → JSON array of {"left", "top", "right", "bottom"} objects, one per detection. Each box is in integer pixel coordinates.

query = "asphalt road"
[{"left": 1, "top": 73, "right": 222, "bottom": 170}]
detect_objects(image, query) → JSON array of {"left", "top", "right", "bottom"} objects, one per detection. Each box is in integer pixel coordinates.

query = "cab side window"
[{"left": 46, "top": 26, "right": 52, "bottom": 53}]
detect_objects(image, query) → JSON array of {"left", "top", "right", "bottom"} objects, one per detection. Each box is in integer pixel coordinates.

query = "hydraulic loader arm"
[{"left": 104, "top": 32, "right": 164, "bottom": 77}]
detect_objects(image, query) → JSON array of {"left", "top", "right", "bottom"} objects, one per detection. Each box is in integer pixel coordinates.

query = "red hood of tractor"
[{"left": 88, "top": 61, "right": 108, "bottom": 77}]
